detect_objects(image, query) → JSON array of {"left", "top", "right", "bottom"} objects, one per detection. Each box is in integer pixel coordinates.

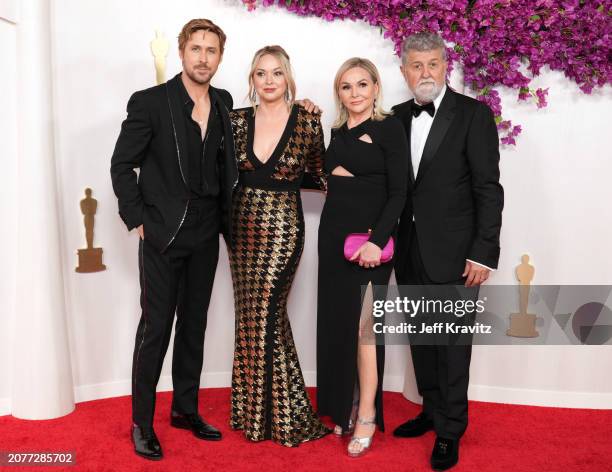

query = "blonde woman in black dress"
[
  {"left": 316, "top": 58, "right": 408, "bottom": 457},
  {"left": 228, "top": 46, "right": 329, "bottom": 447}
]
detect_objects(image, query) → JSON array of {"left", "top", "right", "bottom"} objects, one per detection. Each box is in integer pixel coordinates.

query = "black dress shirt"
[{"left": 179, "top": 79, "right": 222, "bottom": 198}]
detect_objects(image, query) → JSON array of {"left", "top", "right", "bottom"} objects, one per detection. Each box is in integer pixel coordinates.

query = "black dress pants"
[
  {"left": 132, "top": 198, "right": 220, "bottom": 427},
  {"left": 396, "top": 225, "right": 476, "bottom": 440}
]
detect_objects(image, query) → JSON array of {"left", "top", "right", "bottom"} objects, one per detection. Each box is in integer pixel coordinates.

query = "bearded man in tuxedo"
[{"left": 391, "top": 32, "right": 504, "bottom": 471}]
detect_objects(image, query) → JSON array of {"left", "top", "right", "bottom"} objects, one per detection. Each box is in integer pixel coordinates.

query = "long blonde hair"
[
  {"left": 332, "top": 57, "right": 388, "bottom": 128},
  {"left": 247, "top": 45, "right": 296, "bottom": 112}
]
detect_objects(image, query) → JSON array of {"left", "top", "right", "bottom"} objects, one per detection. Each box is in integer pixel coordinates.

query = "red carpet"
[{"left": 0, "top": 388, "right": 609, "bottom": 471}]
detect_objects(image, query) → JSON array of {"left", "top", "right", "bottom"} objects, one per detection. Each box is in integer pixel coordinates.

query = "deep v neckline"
[{"left": 247, "top": 105, "right": 298, "bottom": 168}]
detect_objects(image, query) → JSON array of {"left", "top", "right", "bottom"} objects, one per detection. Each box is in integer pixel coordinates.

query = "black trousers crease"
[
  {"left": 132, "top": 199, "right": 220, "bottom": 427},
  {"left": 396, "top": 225, "right": 476, "bottom": 440}
]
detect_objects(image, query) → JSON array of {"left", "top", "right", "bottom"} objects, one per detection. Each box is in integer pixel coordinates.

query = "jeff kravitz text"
[{"left": 370, "top": 295, "right": 492, "bottom": 335}]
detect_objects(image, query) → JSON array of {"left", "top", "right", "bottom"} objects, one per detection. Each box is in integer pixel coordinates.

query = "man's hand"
[
  {"left": 462, "top": 260, "right": 490, "bottom": 287},
  {"left": 295, "top": 98, "right": 322, "bottom": 114},
  {"left": 136, "top": 224, "right": 144, "bottom": 240}
]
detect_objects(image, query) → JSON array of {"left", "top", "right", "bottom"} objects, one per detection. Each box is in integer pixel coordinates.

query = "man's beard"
[
  {"left": 186, "top": 65, "right": 213, "bottom": 85},
  {"left": 414, "top": 80, "right": 443, "bottom": 104}
]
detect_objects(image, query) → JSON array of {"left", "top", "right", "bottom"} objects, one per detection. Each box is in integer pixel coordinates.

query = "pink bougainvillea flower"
[{"left": 242, "top": 0, "right": 612, "bottom": 145}]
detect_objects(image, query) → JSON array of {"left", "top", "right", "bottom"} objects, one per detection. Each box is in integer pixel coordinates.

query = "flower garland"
[{"left": 242, "top": 0, "right": 611, "bottom": 145}]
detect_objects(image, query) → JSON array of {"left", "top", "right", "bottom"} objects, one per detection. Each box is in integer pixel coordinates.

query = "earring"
[
  {"left": 284, "top": 90, "right": 290, "bottom": 102},
  {"left": 251, "top": 89, "right": 257, "bottom": 103}
]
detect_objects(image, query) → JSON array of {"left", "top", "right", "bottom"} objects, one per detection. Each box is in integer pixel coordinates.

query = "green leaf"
[{"left": 529, "top": 14, "right": 541, "bottom": 21}]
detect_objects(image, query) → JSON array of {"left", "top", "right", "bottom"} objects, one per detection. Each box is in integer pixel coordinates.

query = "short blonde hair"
[
  {"left": 248, "top": 45, "right": 296, "bottom": 111},
  {"left": 332, "top": 57, "right": 388, "bottom": 129},
  {"left": 178, "top": 19, "right": 226, "bottom": 54}
]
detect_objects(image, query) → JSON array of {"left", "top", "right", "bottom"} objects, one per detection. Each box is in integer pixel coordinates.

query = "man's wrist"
[{"left": 466, "top": 258, "right": 495, "bottom": 271}]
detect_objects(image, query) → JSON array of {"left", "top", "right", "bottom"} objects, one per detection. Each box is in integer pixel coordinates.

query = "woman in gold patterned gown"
[{"left": 228, "top": 45, "right": 329, "bottom": 447}]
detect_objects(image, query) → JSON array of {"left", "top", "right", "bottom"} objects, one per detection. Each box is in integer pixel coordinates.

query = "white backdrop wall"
[
  {"left": 1, "top": 0, "right": 611, "bottom": 416},
  {"left": 50, "top": 0, "right": 419, "bottom": 407},
  {"left": 0, "top": 14, "right": 19, "bottom": 414}
]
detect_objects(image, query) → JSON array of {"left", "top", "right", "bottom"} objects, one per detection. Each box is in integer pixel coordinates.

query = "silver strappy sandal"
[
  {"left": 333, "top": 399, "right": 359, "bottom": 436},
  {"left": 333, "top": 417, "right": 355, "bottom": 436},
  {"left": 347, "top": 414, "right": 376, "bottom": 458}
]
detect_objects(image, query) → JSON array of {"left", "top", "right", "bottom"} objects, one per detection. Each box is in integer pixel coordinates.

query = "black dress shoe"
[
  {"left": 430, "top": 436, "right": 459, "bottom": 471},
  {"left": 393, "top": 412, "right": 434, "bottom": 438},
  {"left": 131, "top": 424, "right": 163, "bottom": 461},
  {"left": 170, "top": 411, "right": 222, "bottom": 441}
]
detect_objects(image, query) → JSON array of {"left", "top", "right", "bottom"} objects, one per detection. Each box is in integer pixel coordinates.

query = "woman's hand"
[
  {"left": 295, "top": 98, "right": 322, "bottom": 114},
  {"left": 350, "top": 242, "right": 382, "bottom": 268}
]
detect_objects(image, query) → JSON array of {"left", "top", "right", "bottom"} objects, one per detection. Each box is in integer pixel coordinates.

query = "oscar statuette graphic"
[
  {"left": 507, "top": 254, "right": 538, "bottom": 337},
  {"left": 150, "top": 29, "right": 169, "bottom": 85},
  {"left": 75, "top": 188, "right": 106, "bottom": 273}
]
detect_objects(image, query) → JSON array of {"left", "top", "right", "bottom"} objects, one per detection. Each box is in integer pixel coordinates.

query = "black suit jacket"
[
  {"left": 393, "top": 87, "right": 504, "bottom": 283},
  {"left": 110, "top": 74, "right": 238, "bottom": 252}
]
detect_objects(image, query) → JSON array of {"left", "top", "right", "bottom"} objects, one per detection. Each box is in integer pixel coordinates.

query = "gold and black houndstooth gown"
[{"left": 228, "top": 105, "right": 330, "bottom": 447}]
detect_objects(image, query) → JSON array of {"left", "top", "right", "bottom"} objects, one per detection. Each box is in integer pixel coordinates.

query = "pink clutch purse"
[{"left": 344, "top": 229, "right": 395, "bottom": 264}]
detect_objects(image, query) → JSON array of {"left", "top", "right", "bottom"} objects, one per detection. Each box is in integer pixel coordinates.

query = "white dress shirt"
[
  {"left": 410, "top": 84, "right": 447, "bottom": 178},
  {"left": 410, "top": 85, "right": 494, "bottom": 272}
]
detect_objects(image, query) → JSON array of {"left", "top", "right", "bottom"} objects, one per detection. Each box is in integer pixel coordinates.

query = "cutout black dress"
[{"left": 316, "top": 115, "right": 408, "bottom": 431}]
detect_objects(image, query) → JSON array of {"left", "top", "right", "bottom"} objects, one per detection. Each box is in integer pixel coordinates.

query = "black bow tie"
[{"left": 411, "top": 101, "right": 435, "bottom": 118}]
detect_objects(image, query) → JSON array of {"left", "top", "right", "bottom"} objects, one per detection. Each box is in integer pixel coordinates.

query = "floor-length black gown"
[
  {"left": 317, "top": 116, "right": 408, "bottom": 431},
  {"left": 229, "top": 104, "right": 330, "bottom": 447}
]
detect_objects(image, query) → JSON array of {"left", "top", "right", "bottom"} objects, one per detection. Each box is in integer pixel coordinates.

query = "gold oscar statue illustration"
[
  {"left": 76, "top": 188, "right": 106, "bottom": 273},
  {"left": 507, "top": 254, "right": 538, "bottom": 337},
  {"left": 151, "top": 29, "right": 169, "bottom": 85}
]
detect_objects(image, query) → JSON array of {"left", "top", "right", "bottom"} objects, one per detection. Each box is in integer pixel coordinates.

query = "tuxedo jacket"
[
  {"left": 110, "top": 74, "right": 238, "bottom": 252},
  {"left": 393, "top": 87, "right": 504, "bottom": 283}
]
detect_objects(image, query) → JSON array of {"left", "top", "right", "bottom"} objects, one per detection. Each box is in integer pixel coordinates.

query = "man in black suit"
[
  {"left": 392, "top": 32, "right": 504, "bottom": 470},
  {"left": 110, "top": 19, "right": 237, "bottom": 460}
]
